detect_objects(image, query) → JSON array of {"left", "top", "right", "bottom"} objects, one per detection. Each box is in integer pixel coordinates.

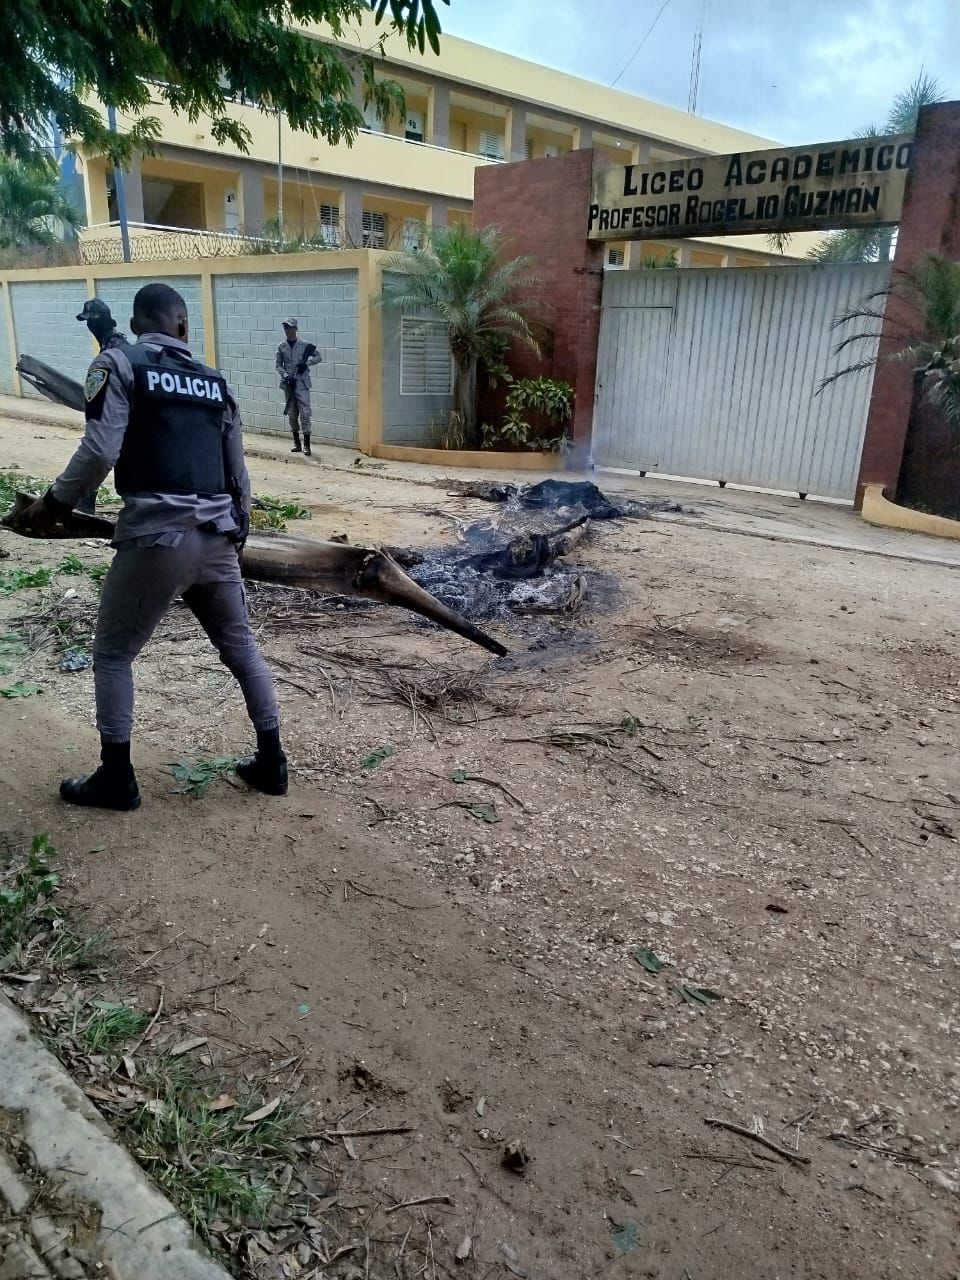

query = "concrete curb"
[
  {"left": 861, "top": 483, "right": 960, "bottom": 541},
  {"left": 0, "top": 992, "right": 234, "bottom": 1279}
]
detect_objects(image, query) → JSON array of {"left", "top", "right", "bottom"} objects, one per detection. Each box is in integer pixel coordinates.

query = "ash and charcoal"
[{"left": 405, "top": 480, "right": 668, "bottom": 624}]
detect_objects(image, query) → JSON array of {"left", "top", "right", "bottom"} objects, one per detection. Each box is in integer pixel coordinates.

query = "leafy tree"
[
  {"left": 0, "top": 154, "right": 81, "bottom": 250},
  {"left": 0, "top": 0, "right": 450, "bottom": 167},
  {"left": 818, "top": 253, "right": 960, "bottom": 434},
  {"left": 807, "top": 73, "right": 945, "bottom": 264},
  {"left": 381, "top": 223, "right": 542, "bottom": 442}
]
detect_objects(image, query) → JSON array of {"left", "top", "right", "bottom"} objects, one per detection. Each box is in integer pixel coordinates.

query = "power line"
[{"left": 611, "top": 0, "right": 675, "bottom": 88}]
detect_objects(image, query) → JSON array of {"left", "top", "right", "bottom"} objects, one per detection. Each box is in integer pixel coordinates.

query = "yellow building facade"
[{"left": 78, "top": 12, "right": 820, "bottom": 266}]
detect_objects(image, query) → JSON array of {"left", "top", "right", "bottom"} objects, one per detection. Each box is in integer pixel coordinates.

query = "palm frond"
[{"left": 886, "top": 70, "right": 944, "bottom": 133}]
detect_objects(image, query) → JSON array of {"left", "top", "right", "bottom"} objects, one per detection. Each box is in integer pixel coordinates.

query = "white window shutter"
[
  {"left": 319, "top": 203, "right": 340, "bottom": 246},
  {"left": 402, "top": 219, "right": 423, "bottom": 252},
  {"left": 524, "top": 140, "right": 533, "bottom": 160},
  {"left": 362, "top": 210, "right": 386, "bottom": 248},
  {"left": 607, "top": 246, "right": 625, "bottom": 267},
  {"left": 400, "top": 318, "right": 454, "bottom": 395},
  {"left": 479, "top": 130, "right": 505, "bottom": 161}
]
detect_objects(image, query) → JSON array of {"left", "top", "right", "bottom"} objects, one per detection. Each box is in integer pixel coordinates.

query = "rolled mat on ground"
[{"left": 0, "top": 494, "right": 508, "bottom": 657}]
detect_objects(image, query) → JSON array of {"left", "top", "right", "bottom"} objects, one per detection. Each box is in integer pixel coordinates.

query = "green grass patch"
[
  {"left": 0, "top": 469, "right": 49, "bottom": 518},
  {"left": 250, "top": 494, "right": 310, "bottom": 533},
  {"left": 89, "top": 563, "right": 109, "bottom": 589},
  {"left": 170, "top": 755, "right": 241, "bottom": 799},
  {"left": 0, "top": 833, "right": 60, "bottom": 969},
  {"left": 57, "top": 554, "right": 85, "bottom": 575},
  {"left": 79, "top": 999, "right": 148, "bottom": 1053},
  {"left": 126, "top": 1058, "right": 301, "bottom": 1233},
  {"left": 0, "top": 566, "right": 53, "bottom": 596},
  {"left": 0, "top": 681, "right": 41, "bottom": 698}
]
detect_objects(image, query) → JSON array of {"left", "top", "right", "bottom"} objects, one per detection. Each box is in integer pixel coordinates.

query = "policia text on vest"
[
  {"left": 117, "top": 347, "right": 230, "bottom": 496},
  {"left": 587, "top": 132, "right": 913, "bottom": 241}
]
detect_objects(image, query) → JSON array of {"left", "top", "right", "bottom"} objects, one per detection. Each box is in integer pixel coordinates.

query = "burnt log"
[
  {"left": 0, "top": 493, "right": 507, "bottom": 656},
  {"left": 15, "top": 356, "right": 86, "bottom": 413}
]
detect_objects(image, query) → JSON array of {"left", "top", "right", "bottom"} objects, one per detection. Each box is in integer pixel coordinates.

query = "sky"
[{"left": 442, "top": 0, "right": 959, "bottom": 144}]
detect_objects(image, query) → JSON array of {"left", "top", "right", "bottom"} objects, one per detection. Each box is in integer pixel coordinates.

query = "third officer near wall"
[{"left": 275, "top": 317, "right": 321, "bottom": 456}]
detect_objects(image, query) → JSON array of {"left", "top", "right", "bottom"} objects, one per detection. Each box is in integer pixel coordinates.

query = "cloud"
[{"left": 445, "top": 0, "right": 958, "bottom": 145}]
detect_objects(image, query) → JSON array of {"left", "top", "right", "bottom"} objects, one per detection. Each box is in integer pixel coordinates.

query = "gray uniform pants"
[
  {"left": 287, "top": 384, "right": 311, "bottom": 434},
  {"left": 94, "top": 529, "right": 280, "bottom": 743}
]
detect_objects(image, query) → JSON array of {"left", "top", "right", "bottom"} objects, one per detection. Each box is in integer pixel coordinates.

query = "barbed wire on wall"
[
  {"left": 78, "top": 231, "right": 270, "bottom": 265},
  {"left": 78, "top": 217, "right": 436, "bottom": 265}
]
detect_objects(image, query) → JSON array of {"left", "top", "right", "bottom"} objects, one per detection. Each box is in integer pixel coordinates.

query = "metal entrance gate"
[{"left": 593, "top": 263, "right": 889, "bottom": 499}]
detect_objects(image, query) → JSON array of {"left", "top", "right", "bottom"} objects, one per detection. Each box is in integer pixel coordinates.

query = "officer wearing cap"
[
  {"left": 10, "top": 282, "right": 287, "bottom": 811},
  {"left": 75, "top": 301, "right": 130, "bottom": 514},
  {"left": 275, "top": 318, "right": 321, "bottom": 456},
  {"left": 77, "top": 298, "right": 129, "bottom": 353}
]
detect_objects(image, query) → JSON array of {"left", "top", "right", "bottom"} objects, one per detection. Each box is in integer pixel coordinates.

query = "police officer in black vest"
[{"left": 11, "top": 283, "right": 286, "bottom": 811}]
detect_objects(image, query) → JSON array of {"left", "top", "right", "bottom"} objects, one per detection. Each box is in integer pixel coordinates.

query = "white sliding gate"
[{"left": 593, "top": 263, "right": 889, "bottom": 499}]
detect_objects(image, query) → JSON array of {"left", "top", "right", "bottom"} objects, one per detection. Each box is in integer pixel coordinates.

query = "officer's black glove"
[
  {"left": 295, "top": 361, "right": 309, "bottom": 376},
  {"left": 228, "top": 505, "right": 250, "bottom": 553}
]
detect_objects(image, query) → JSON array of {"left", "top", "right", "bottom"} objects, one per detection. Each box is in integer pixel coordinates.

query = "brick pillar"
[
  {"left": 473, "top": 149, "right": 605, "bottom": 463},
  {"left": 856, "top": 102, "right": 960, "bottom": 504}
]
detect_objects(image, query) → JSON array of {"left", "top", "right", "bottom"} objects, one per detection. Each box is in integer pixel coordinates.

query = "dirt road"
[{"left": 2, "top": 414, "right": 959, "bottom": 1278}]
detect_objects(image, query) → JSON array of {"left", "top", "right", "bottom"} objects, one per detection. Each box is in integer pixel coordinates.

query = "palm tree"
[
  {"left": 0, "top": 155, "right": 82, "bottom": 252},
  {"left": 380, "top": 223, "right": 542, "bottom": 443},
  {"left": 807, "top": 72, "right": 945, "bottom": 264},
  {"left": 818, "top": 253, "right": 960, "bottom": 433}
]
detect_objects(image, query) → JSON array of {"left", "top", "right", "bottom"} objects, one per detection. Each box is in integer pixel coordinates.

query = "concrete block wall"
[
  {"left": 212, "top": 268, "right": 360, "bottom": 445},
  {"left": 8, "top": 280, "right": 93, "bottom": 396},
  {"left": 381, "top": 293, "right": 453, "bottom": 444},
  {"left": 94, "top": 275, "right": 205, "bottom": 363}
]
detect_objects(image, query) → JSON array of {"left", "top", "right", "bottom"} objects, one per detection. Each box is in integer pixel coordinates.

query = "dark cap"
[
  {"left": 76, "top": 299, "right": 113, "bottom": 323},
  {"left": 282, "top": 316, "right": 298, "bottom": 329}
]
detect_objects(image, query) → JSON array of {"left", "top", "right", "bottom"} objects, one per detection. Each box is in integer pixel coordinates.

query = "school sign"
[{"left": 588, "top": 133, "right": 913, "bottom": 240}]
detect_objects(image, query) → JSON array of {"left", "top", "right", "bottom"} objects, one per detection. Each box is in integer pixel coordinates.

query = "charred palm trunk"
[{"left": 1, "top": 494, "right": 507, "bottom": 656}]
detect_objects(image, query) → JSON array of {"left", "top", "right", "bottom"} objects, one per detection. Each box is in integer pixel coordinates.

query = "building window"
[
  {"left": 544, "top": 143, "right": 561, "bottom": 158},
  {"left": 478, "top": 130, "right": 505, "bottom": 161},
  {"left": 404, "top": 110, "right": 425, "bottom": 142},
  {"left": 400, "top": 318, "right": 454, "bottom": 395},
  {"left": 402, "top": 219, "right": 423, "bottom": 252},
  {"left": 362, "top": 102, "right": 384, "bottom": 133},
  {"left": 607, "top": 246, "right": 625, "bottom": 268},
  {"left": 362, "top": 210, "right": 386, "bottom": 248},
  {"left": 224, "top": 189, "right": 239, "bottom": 232},
  {"left": 319, "top": 203, "right": 340, "bottom": 247},
  {"left": 524, "top": 140, "right": 533, "bottom": 160}
]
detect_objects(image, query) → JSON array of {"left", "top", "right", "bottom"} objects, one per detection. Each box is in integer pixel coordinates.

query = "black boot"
[
  {"left": 60, "top": 740, "right": 141, "bottom": 811},
  {"left": 303, "top": 435, "right": 312, "bottom": 457},
  {"left": 235, "top": 727, "right": 288, "bottom": 796},
  {"left": 290, "top": 430, "right": 302, "bottom": 454}
]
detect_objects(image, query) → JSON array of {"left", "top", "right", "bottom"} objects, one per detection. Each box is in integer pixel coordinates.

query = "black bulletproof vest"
[{"left": 114, "top": 343, "right": 229, "bottom": 496}]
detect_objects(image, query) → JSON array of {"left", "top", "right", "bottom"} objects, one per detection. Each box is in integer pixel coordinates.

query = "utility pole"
[
  {"left": 106, "top": 105, "right": 131, "bottom": 263},
  {"left": 687, "top": 0, "right": 705, "bottom": 115},
  {"left": 277, "top": 109, "right": 284, "bottom": 246}
]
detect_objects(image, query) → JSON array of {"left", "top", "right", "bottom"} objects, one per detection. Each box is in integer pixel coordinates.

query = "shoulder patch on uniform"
[{"left": 85, "top": 367, "right": 109, "bottom": 401}]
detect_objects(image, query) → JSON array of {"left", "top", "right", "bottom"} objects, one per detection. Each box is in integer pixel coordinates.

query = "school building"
[{"left": 76, "top": 11, "right": 820, "bottom": 267}]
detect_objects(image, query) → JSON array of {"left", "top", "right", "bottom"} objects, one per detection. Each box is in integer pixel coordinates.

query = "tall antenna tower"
[{"left": 687, "top": 0, "right": 706, "bottom": 114}]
